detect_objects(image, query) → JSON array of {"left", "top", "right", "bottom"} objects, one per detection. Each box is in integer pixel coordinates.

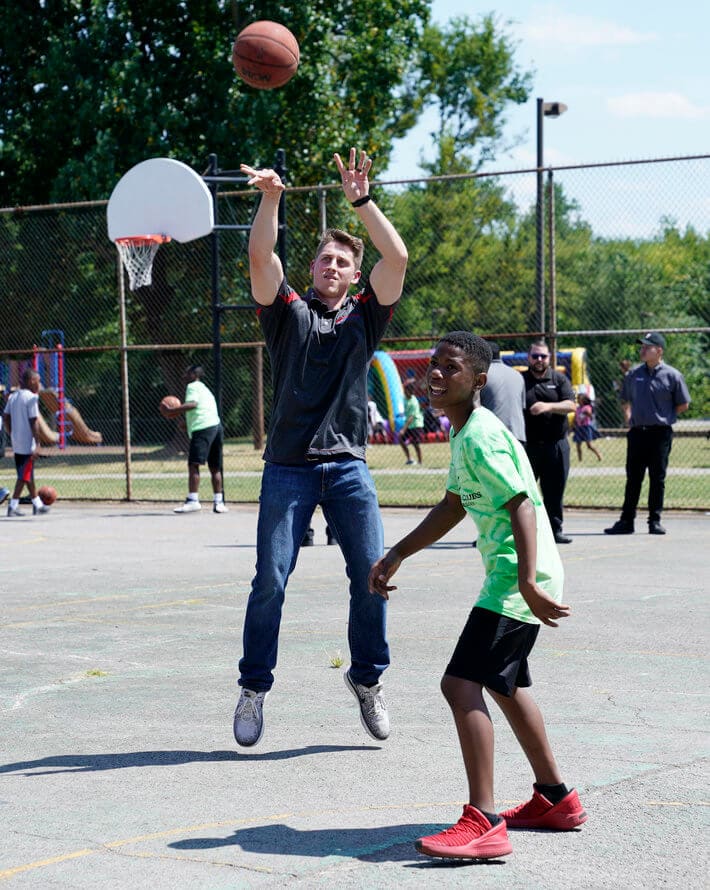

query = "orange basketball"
[
  {"left": 232, "top": 21, "right": 299, "bottom": 90},
  {"left": 38, "top": 486, "right": 57, "bottom": 506},
  {"left": 159, "top": 395, "right": 181, "bottom": 417}
]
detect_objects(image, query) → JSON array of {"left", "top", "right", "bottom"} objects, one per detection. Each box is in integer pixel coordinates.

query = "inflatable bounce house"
[{"left": 366, "top": 346, "right": 594, "bottom": 444}]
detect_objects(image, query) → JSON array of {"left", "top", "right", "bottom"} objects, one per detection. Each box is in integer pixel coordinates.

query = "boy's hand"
[
  {"left": 368, "top": 549, "right": 402, "bottom": 600},
  {"left": 520, "top": 581, "right": 570, "bottom": 627},
  {"left": 239, "top": 164, "right": 284, "bottom": 196},
  {"left": 334, "top": 148, "right": 372, "bottom": 204}
]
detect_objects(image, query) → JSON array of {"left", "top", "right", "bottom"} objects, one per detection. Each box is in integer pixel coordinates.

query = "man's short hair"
[
  {"left": 185, "top": 364, "right": 204, "bottom": 380},
  {"left": 438, "top": 331, "right": 492, "bottom": 376},
  {"left": 22, "top": 368, "right": 39, "bottom": 387},
  {"left": 316, "top": 228, "right": 365, "bottom": 270},
  {"left": 528, "top": 338, "right": 548, "bottom": 354}
]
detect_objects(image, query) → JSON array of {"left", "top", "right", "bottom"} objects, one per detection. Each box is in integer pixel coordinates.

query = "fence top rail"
[
  {"left": 3, "top": 152, "right": 709, "bottom": 215},
  {"left": 3, "top": 326, "right": 706, "bottom": 360}
]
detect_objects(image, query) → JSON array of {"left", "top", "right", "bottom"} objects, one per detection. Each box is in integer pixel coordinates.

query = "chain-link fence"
[{"left": 1, "top": 155, "right": 708, "bottom": 510}]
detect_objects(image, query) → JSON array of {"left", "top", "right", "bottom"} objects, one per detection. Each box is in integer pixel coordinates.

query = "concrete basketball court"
[{"left": 1, "top": 503, "right": 708, "bottom": 888}]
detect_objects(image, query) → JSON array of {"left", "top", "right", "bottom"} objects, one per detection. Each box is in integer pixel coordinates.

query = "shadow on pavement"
[{"left": 0, "top": 745, "right": 379, "bottom": 774}]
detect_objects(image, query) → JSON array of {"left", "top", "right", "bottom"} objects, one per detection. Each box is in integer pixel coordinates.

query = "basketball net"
[{"left": 115, "top": 235, "right": 171, "bottom": 290}]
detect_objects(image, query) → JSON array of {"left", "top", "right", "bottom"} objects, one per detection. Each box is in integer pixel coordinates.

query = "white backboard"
[{"left": 107, "top": 158, "right": 214, "bottom": 242}]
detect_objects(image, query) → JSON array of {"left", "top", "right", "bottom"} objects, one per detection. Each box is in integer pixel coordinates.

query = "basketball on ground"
[
  {"left": 232, "top": 21, "right": 299, "bottom": 89},
  {"left": 39, "top": 486, "right": 57, "bottom": 506},
  {"left": 159, "top": 395, "right": 181, "bottom": 417}
]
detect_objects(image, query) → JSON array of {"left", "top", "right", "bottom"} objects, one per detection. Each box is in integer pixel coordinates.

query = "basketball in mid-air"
[
  {"left": 159, "top": 395, "right": 181, "bottom": 417},
  {"left": 38, "top": 486, "right": 57, "bottom": 506},
  {"left": 232, "top": 21, "right": 299, "bottom": 90}
]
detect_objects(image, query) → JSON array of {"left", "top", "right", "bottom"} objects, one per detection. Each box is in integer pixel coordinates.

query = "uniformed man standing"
[{"left": 605, "top": 332, "right": 690, "bottom": 536}]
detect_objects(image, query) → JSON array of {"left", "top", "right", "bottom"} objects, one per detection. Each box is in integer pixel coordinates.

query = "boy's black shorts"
[
  {"left": 14, "top": 453, "right": 34, "bottom": 483},
  {"left": 188, "top": 424, "right": 223, "bottom": 469},
  {"left": 401, "top": 426, "right": 423, "bottom": 444},
  {"left": 445, "top": 606, "right": 540, "bottom": 697}
]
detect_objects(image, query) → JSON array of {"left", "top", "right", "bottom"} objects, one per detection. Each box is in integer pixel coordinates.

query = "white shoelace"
[{"left": 238, "top": 693, "right": 262, "bottom": 722}]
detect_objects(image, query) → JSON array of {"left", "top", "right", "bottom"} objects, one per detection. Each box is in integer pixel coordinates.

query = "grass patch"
[{"left": 2, "top": 434, "right": 707, "bottom": 509}]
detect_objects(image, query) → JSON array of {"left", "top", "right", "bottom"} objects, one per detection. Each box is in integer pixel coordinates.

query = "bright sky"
[{"left": 385, "top": 1, "right": 710, "bottom": 235}]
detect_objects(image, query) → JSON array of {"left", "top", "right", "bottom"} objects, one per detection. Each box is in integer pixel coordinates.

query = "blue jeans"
[{"left": 239, "top": 459, "right": 389, "bottom": 692}]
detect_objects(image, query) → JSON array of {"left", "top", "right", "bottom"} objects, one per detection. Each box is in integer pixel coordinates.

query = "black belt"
[{"left": 633, "top": 424, "right": 670, "bottom": 431}]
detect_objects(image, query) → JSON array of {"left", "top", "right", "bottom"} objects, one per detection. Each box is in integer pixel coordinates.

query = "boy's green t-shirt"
[
  {"left": 404, "top": 393, "right": 424, "bottom": 428},
  {"left": 184, "top": 380, "right": 220, "bottom": 437},
  {"left": 446, "top": 406, "right": 563, "bottom": 624}
]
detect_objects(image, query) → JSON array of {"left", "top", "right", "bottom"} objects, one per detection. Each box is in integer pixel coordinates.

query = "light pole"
[{"left": 535, "top": 98, "right": 567, "bottom": 335}]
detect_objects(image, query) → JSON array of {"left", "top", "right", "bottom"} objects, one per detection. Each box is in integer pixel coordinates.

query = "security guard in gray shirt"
[{"left": 605, "top": 332, "right": 690, "bottom": 536}]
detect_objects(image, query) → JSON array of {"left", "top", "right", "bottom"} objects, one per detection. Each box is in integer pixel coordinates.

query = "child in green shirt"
[
  {"left": 369, "top": 331, "right": 586, "bottom": 860},
  {"left": 400, "top": 381, "right": 424, "bottom": 465}
]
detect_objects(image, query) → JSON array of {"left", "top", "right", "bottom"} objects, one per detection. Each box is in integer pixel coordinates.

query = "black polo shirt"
[
  {"left": 523, "top": 367, "right": 575, "bottom": 444},
  {"left": 258, "top": 277, "right": 396, "bottom": 465}
]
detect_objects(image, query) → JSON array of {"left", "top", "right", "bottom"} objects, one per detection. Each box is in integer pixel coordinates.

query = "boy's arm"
[
  {"left": 239, "top": 164, "right": 285, "bottom": 306},
  {"left": 506, "top": 493, "right": 570, "bottom": 627},
  {"left": 162, "top": 400, "right": 197, "bottom": 418},
  {"left": 334, "top": 148, "right": 408, "bottom": 307},
  {"left": 369, "top": 490, "right": 465, "bottom": 599}
]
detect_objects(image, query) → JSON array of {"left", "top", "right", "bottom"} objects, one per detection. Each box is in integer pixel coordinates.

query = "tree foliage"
[
  {"left": 1, "top": 0, "right": 430, "bottom": 204},
  {"left": 413, "top": 14, "right": 533, "bottom": 172}
]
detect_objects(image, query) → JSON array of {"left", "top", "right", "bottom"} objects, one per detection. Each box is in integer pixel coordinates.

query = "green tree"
[
  {"left": 1, "top": 0, "right": 430, "bottom": 205},
  {"left": 413, "top": 14, "right": 533, "bottom": 173}
]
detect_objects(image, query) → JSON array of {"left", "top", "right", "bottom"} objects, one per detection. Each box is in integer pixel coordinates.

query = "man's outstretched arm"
[
  {"left": 239, "top": 164, "right": 285, "bottom": 306},
  {"left": 334, "top": 148, "right": 408, "bottom": 307}
]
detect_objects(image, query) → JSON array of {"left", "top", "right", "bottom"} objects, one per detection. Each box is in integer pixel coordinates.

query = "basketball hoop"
[{"left": 115, "top": 234, "right": 171, "bottom": 290}]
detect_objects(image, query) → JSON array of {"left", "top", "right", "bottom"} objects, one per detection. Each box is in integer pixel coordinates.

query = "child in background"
[
  {"left": 367, "top": 398, "right": 387, "bottom": 443},
  {"left": 572, "top": 392, "right": 602, "bottom": 462},
  {"left": 369, "top": 331, "right": 586, "bottom": 860},
  {"left": 400, "top": 381, "right": 424, "bottom": 465}
]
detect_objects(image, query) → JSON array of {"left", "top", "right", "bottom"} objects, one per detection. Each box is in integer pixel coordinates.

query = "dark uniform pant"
[
  {"left": 525, "top": 437, "right": 570, "bottom": 535},
  {"left": 621, "top": 425, "right": 673, "bottom": 524}
]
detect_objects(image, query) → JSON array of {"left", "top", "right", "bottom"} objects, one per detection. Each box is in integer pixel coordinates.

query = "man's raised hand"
[
  {"left": 334, "top": 148, "right": 372, "bottom": 204},
  {"left": 239, "top": 164, "right": 285, "bottom": 196}
]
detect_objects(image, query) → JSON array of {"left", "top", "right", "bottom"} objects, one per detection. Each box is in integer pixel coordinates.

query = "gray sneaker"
[
  {"left": 344, "top": 670, "right": 390, "bottom": 741},
  {"left": 7, "top": 505, "right": 24, "bottom": 517},
  {"left": 233, "top": 688, "right": 267, "bottom": 747},
  {"left": 33, "top": 503, "right": 50, "bottom": 515}
]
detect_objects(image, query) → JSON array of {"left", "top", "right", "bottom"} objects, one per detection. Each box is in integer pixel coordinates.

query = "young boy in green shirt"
[
  {"left": 400, "top": 381, "right": 424, "bottom": 465},
  {"left": 369, "top": 331, "right": 586, "bottom": 860}
]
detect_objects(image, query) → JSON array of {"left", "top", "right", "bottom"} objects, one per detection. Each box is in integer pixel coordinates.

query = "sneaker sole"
[
  {"left": 344, "top": 671, "right": 389, "bottom": 741},
  {"left": 505, "top": 809, "right": 588, "bottom": 830},
  {"left": 415, "top": 838, "right": 513, "bottom": 859},
  {"left": 233, "top": 692, "right": 268, "bottom": 748}
]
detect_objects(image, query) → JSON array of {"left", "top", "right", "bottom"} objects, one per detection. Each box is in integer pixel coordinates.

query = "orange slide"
[{"left": 38, "top": 390, "right": 103, "bottom": 446}]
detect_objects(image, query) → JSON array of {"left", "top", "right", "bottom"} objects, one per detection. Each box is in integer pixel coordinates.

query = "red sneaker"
[
  {"left": 416, "top": 805, "right": 513, "bottom": 859},
  {"left": 500, "top": 788, "right": 587, "bottom": 830}
]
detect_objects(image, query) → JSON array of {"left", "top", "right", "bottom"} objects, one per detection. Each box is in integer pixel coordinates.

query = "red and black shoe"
[
  {"left": 416, "top": 805, "right": 513, "bottom": 859},
  {"left": 500, "top": 788, "right": 587, "bottom": 830}
]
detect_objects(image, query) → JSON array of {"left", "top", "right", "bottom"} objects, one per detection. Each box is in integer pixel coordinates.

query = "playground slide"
[
  {"left": 39, "top": 390, "right": 103, "bottom": 445},
  {"left": 36, "top": 413, "right": 59, "bottom": 446}
]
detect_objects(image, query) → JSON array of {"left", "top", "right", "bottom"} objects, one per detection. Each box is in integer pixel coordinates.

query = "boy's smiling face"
[{"left": 426, "top": 342, "right": 486, "bottom": 424}]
